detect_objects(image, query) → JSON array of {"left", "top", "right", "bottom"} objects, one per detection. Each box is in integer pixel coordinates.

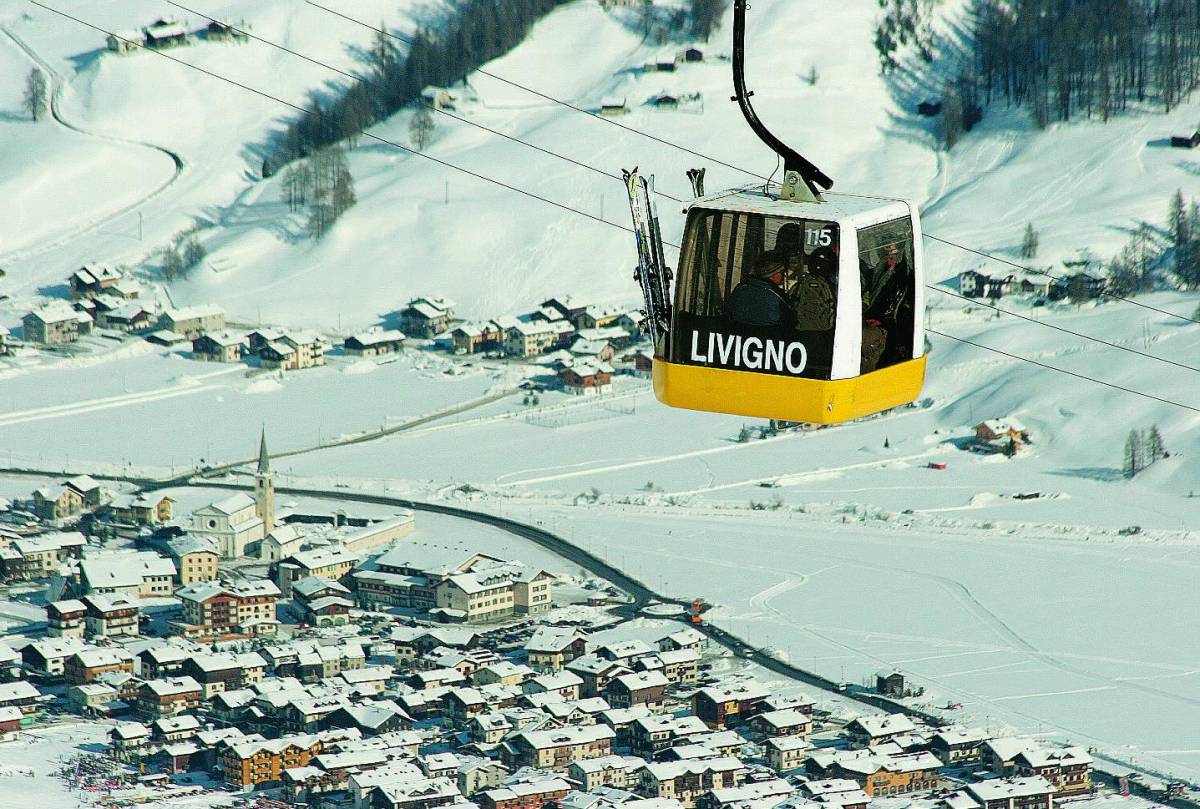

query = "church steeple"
[
  {"left": 254, "top": 428, "right": 275, "bottom": 534},
  {"left": 257, "top": 428, "right": 270, "bottom": 475}
]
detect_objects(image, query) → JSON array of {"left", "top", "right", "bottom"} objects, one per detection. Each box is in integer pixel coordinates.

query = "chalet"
[
  {"left": 659, "top": 627, "right": 706, "bottom": 652},
  {"left": 173, "top": 579, "right": 280, "bottom": 639},
  {"left": 964, "top": 776, "right": 1055, "bottom": 809},
  {"left": 144, "top": 329, "right": 187, "bottom": 346},
  {"left": 680, "top": 46, "right": 704, "bottom": 62},
  {"left": 605, "top": 670, "right": 668, "bottom": 709},
  {"left": 451, "top": 322, "right": 504, "bottom": 354},
  {"left": 766, "top": 735, "right": 811, "bottom": 772},
  {"left": 206, "top": 19, "right": 247, "bottom": 41},
  {"left": 479, "top": 778, "right": 572, "bottom": 809},
  {"left": 845, "top": 713, "right": 917, "bottom": 748},
  {"left": 749, "top": 707, "right": 812, "bottom": 738},
  {"left": 47, "top": 599, "right": 87, "bottom": 638},
  {"left": 32, "top": 485, "right": 84, "bottom": 521},
  {"left": 1171, "top": 130, "right": 1200, "bottom": 148},
  {"left": 69, "top": 265, "right": 124, "bottom": 299},
  {"left": 505, "top": 724, "right": 615, "bottom": 770},
  {"left": 600, "top": 97, "right": 628, "bottom": 116},
  {"left": 1054, "top": 271, "right": 1106, "bottom": 301},
  {"left": 344, "top": 329, "right": 406, "bottom": 356},
  {"left": 577, "top": 305, "right": 628, "bottom": 330},
  {"left": 143, "top": 19, "right": 189, "bottom": 49},
  {"left": 95, "top": 303, "right": 153, "bottom": 332},
  {"left": 628, "top": 714, "right": 708, "bottom": 757},
  {"left": 639, "top": 757, "right": 743, "bottom": 807},
  {"left": 247, "top": 328, "right": 283, "bottom": 354},
  {"left": 504, "top": 320, "right": 574, "bottom": 357},
  {"left": 693, "top": 682, "right": 769, "bottom": 728},
  {"left": 0, "top": 681, "right": 41, "bottom": 713},
  {"left": 648, "top": 93, "right": 680, "bottom": 110},
  {"left": 277, "top": 546, "right": 359, "bottom": 597},
  {"left": 974, "top": 418, "right": 1028, "bottom": 445},
  {"left": 958, "top": 269, "right": 997, "bottom": 298},
  {"left": 23, "top": 302, "right": 93, "bottom": 344},
  {"left": 422, "top": 88, "right": 457, "bottom": 111},
  {"left": 560, "top": 360, "right": 613, "bottom": 395},
  {"left": 260, "top": 331, "right": 328, "bottom": 370},
  {"left": 82, "top": 593, "right": 141, "bottom": 638},
  {"left": 21, "top": 637, "right": 87, "bottom": 678},
  {"left": 0, "top": 705, "right": 23, "bottom": 737},
  {"left": 399, "top": 297, "right": 455, "bottom": 338},
  {"left": 136, "top": 676, "right": 203, "bottom": 719},
  {"left": 106, "top": 30, "right": 144, "bottom": 53},
  {"left": 80, "top": 552, "right": 176, "bottom": 598},
  {"left": 568, "top": 655, "right": 631, "bottom": 699},
  {"left": 829, "top": 750, "right": 942, "bottom": 797},
  {"left": 305, "top": 595, "right": 354, "bottom": 625},
  {"left": 876, "top": 669, "right": 905, "bottom": 696},
  {"left": 168, "top": 536, "right": 219, "bottom": 585},
  {"left": 106, "top": 493, "right": 174, "bottom": 526},
  {"left": 159, "top": 305, "right": 225, "bottom": 339},
  {"left": 525, "top": 626, "right": 589, "bottom": 672},
  {"left": 524, "top": 669, "right": 583, "bottom": 701},
  {"left": 1011, "top": 746, "right": 1092, "bottom": 795},
  {"left": 192, "top": 330, "right": 246, "bottom": 362},
  {"left": 638, "top": 648, "right": 700, "bottom": 684},
  {"left": 8, "top": 531, "right": 86, "bottom": 579},
  {"left": 930, "top": 728, "right": 989, "bottom": 764},
  {"left": 569, "top": 337, "right": 616, "bottom": 362},
  {"left": 138, "top": 644, "right": 191, "bottom": 679},
  {"left": 65, "top": 647, "right": 135, "bottom": 685}
]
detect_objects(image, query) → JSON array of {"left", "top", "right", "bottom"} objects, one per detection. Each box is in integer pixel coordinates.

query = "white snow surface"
[{"left": 1, "top": 0, "right": 1200, "bottom": 786}]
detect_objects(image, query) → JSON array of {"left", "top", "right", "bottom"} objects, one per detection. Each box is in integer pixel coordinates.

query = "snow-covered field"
[{"left": 1, "top": 0, "right": 1200, "bottom": 788}]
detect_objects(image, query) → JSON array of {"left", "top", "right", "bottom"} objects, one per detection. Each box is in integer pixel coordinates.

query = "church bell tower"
[{"left": 254, "top": 428, "right": 276, "bottom": 533}]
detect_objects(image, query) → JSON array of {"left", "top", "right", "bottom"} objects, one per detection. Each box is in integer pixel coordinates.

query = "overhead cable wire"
[
  {"left": 30, "top": 2, "right": 1200, "bottom": 414},
  {"left": 307, "top": 2, "right": 1200, "bottom": 329},
  {"left": 164, "top": 0, "right": 686, "bottom": 204},
  {"left": 30, "top": 1, "right": 629, "bottom": 237},
  {"left": 927, "top": 329, "right": 1200, "bottom": 413}
]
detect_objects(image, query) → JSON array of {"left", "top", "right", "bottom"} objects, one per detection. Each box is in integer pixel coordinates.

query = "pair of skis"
[{"left": 623, "top": 169, "right": 672, "bottom": 342}]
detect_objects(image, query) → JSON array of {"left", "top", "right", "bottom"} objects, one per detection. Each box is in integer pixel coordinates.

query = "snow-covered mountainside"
[{"left": 1, "top": 0, "right": 1200, "bottom": 779}]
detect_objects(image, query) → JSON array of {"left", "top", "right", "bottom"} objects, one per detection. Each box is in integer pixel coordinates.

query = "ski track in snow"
[{"left": 0, "top": 26, "right": 184, "bottom": 270}]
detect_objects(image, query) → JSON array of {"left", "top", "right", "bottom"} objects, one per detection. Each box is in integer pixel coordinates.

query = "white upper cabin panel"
[{"left": 688, "top": 189, "right": 916, "bottom": 230}]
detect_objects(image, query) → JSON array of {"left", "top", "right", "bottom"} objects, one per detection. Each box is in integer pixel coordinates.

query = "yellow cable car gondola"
[{"left": 625, "top": 0, "right": 926, "bottom": 425}]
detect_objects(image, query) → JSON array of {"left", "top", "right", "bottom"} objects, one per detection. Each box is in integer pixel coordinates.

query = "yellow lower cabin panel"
[{"left": 652, "top": 355, "right": 927, "bottom": 424}]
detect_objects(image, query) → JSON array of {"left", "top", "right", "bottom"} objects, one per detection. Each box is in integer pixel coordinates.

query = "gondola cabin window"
[
  {"left": 672, "top": 209, "right": 841, "bottom": 380},
  {"left": 857, "top": 217, "right": 915, "bottom": 373}
]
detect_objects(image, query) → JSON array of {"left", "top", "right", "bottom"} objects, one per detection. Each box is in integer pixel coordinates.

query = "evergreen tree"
[
  {"left": 182, "top": 236, "right": 206, "bottom": 270},
  {"left": 307, "top": 201, "right": 336, "bottom": 241},
  {"left": 1168, "top": 189, "right": 1187, "bottom": 247},
  {"left": 688, "top": 0, "right": 727, "bottom": 40},
  {"left": 161, "top": 246, "right": 183, "bottom": 281},
  {"left": 23, "top": 68, "right": 48, "bottom": 122},
  {"left": 1146, "top": 425, "right": 1166, "bottom": 462},
  {"left": 940, "top": 82, "right": 964, "bottom": 149},
  {"left": 1122, "top": 429, "right": 1145, "bottom": 478},
  {"left": 1020, "top": 223, "right": 1039, "bottom": 259},
  {"left": 409, "top": 106, "right": 436, "bottom": 151}
]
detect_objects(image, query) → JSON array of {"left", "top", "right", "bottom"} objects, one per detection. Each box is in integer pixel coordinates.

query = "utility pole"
[
  {"left": 445, "top": 181, "right": 450, "bottom": 205},
  {"left": 138, "top": 212, "right": 143, "bottom": 241}
]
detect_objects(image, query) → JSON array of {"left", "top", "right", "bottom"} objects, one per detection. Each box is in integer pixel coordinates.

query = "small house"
[
  {"left": 648, "top": 93, "right": 679, "bottom": 110},
  {"left": 106, "top": 31, "right": 144, "bottom": 53},
  {"left": 560, "top": 360, "right": 613, "bottom": 395},
  {"left": 205, "top": 20, "right": 246, "bottom": 42},
  {"left": 1170, "top": 130, "right": 1200, "bottom": 149},
  {"left": 399, "top": 297, "right": 455, "bottom": 338},
  {"left": 975, "top": 418, "right": 1027, "bottom": 444},
  {"left": 344, "top": 329, "right": 406, "bottom": 357},
  {"left": 96, "top": 304, "right": 153, "bottom": 333},
  {"left": 192, "top": 331, "right": 246, "bottom": 363},
  {"left": 143, "top": 19, "right": 189, "bottom": 49},
  {"left": 680, "top": 47, "right": 704, "bottom": 62},
  {"left": 876, "top": 669, "right": 905, "bottom": 696},
  {"left": 600, "top": 97, "right": 628, "bottom": 117},
  {"left": 69, "top": 265, "right": 124, "bottom": 299}
]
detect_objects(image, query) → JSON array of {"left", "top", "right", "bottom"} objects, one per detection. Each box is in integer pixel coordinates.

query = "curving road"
[{"left": 0, "top": 25, "right": 185, "bottom": 267}]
